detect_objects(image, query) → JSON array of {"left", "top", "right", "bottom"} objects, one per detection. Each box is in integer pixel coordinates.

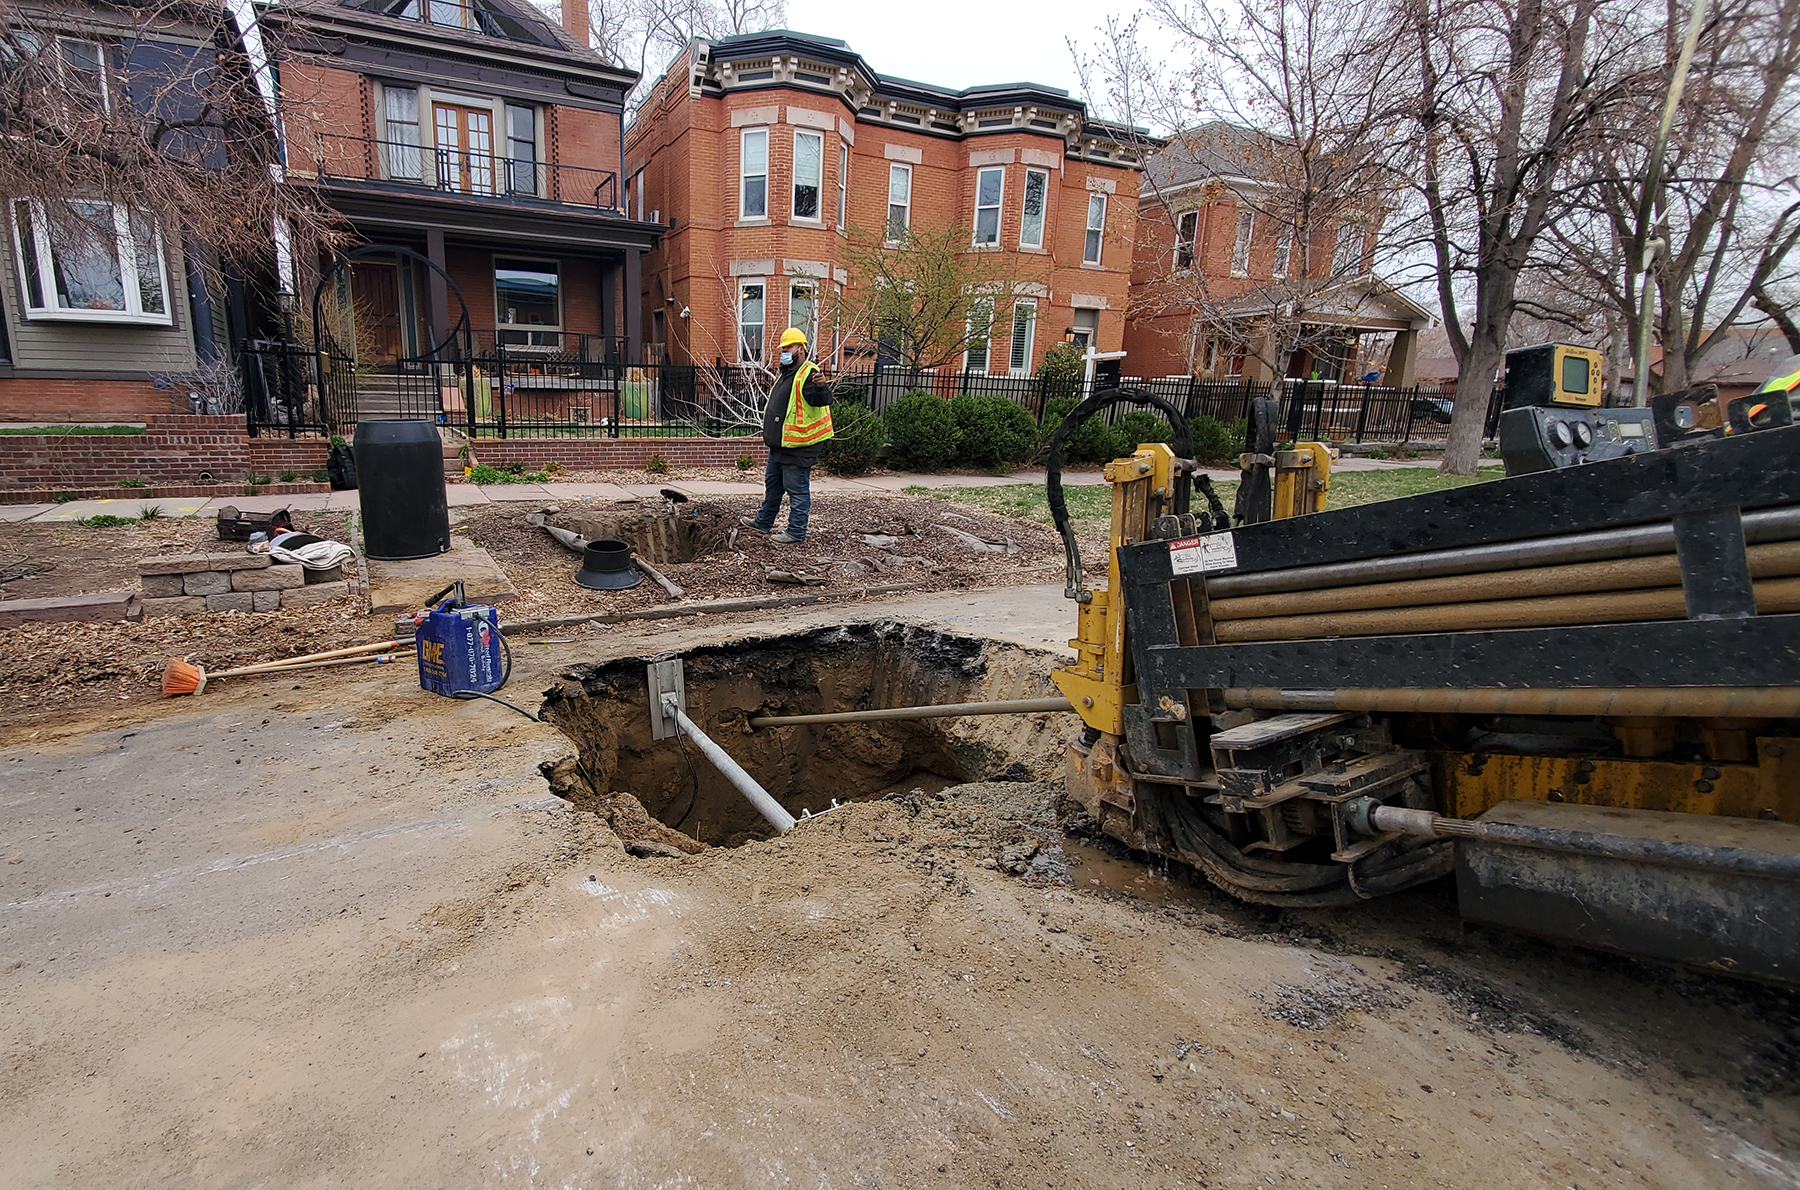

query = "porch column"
[
  {"left": 1386, "top": 326, "right": 1420, "bottom": 387},
  {"left": 624, "top": 247, "right": 642, "bottom": 364},
  {"left": 425, "top": 229, "right": 451, "bottom": 353},
  {"left": 599, "top": 261, "right": 617, "bottom": 347}
]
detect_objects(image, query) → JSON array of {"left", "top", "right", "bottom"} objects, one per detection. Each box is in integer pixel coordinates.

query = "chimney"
[{"left": 561, "top": 0, "right": 589, "bottom": 50}]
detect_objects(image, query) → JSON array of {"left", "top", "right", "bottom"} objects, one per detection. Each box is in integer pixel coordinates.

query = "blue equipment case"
[{"left": 415, "top": 597, "right": 505, "bottom": 697}]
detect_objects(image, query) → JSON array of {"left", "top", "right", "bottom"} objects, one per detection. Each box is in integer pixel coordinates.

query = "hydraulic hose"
[{"left": 1045, "top": 386, "right": 1200, "bottom": 602}]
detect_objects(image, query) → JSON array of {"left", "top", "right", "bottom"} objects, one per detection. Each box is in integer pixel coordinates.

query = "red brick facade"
[
  {"left": 625, "top": 33, "right": 1145, "bottom": 375},
  {"left": 470, "top": 438, "right": 765, "bottom": 472},
  {"left": 0, "top": 416, "right": 328, "bottom": 493},
  {"left": 0, "top": 379, "right": 178, "bottom": 425}
]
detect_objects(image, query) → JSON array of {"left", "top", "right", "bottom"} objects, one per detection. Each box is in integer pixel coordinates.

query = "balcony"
[{"left": 295, "top": 133, "right": 620, "bottom": 216}]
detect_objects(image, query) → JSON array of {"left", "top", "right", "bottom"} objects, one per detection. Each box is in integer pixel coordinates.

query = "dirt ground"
[{"left": 2, "top": 598, "right": 1797, "bottom": 1189}]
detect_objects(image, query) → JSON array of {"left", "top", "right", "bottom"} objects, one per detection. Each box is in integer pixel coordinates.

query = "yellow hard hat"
[{"left": 779, "top": 327, "right": 808, "bottom": 349}]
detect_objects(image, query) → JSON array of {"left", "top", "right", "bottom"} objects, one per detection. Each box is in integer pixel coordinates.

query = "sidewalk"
[{"left": 5, "top": 456, "right": 1499, "bottom": 523}]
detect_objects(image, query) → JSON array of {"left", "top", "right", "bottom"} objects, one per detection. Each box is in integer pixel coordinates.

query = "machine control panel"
[{"left": 1499, "top": 406, "right": 1658, "bottom": 475}]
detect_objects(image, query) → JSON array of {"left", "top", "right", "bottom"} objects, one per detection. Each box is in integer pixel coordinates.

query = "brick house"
[
  {"left": 271, "top": 0, "right": 664, "bottom": 396},
  {"left": 623, "top": 30, "right": 1147, "bottom": 379},
  {"left": 1123, "top": 124, "right": 1431, "bottom": 385}
]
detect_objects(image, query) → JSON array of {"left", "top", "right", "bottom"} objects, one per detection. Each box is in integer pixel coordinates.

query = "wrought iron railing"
[{"left": 300, "top": 133, "right": 620, "bottom": 212}]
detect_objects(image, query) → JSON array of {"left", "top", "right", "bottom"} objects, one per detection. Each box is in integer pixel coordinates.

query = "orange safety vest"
[{"left": 779, "top": 359, "right": 834, "bottom": 448}]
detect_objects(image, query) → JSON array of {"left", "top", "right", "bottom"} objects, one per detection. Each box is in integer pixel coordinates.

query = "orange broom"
[{"left": 161, "top": 638, "right": 406, "bottom": 696}]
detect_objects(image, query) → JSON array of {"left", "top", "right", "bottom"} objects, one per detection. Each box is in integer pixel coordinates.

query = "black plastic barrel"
[{"left": 354, "top": 419, "right": 450, "bottom": 561}]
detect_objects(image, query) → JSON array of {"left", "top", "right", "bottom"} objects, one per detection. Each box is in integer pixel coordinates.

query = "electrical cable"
[{"left": 668, "top": 716, "right": 702, "bottom": 829}]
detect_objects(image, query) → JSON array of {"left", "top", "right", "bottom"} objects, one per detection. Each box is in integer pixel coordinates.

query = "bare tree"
[
  {"left": 1076, "top": 4, "right": 1408, "bottom": 404},
  {"left": 1546, "top": 0, "right": 1800, "bottom": 396},
  {"left": 831, "top": 223, "right": 1049, "bottom": 374},
  {"left": 0, "top": 0, "right": 331, "bottom": 292},
  {"left": 582, "top": 0, "right": 786, "bottom": 110}
]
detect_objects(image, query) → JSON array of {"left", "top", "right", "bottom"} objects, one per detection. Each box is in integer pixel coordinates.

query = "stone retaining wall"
[{"left": 138, "top": 552, "right": 351, "bottom": 616}]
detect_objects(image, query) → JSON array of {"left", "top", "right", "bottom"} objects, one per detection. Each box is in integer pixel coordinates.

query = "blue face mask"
[{"left": 780, "top": 351, "right": 795, "bottom": 366}]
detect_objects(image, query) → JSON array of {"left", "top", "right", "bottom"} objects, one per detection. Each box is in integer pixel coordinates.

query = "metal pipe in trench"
[
  {"left": 1204, "top": 505, "right": 1800, "bottom": 599},
  {"left": 748, "top": 697, "right": 1074, "bottom": 729},
  {"left": 667, "top": 701, "right": 797, "bottom": 833},
  {"left": 1219, "top": 685, "right": 1800, "bottom": 719}
]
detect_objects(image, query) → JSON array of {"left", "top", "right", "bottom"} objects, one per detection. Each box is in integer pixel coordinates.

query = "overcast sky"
[{"left": 784, "top": 0, "right": 1135, "bottom": 99}]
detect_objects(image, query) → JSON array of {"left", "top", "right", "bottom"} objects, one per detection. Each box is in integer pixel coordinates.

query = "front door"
[
  {"left": 433, "top": 103, "right": 495, "bottom": 195},
  {"left": 349, "top": 261, "right": 403, "bottom": 365}
]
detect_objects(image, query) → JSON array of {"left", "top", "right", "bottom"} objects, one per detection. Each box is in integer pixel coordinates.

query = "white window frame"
[
  {"left": 1173, "top": 210, "right": 1198, "bottom": 270},
  {"left": 493, "top": 255, "right": 561, "bottom": 346},
  {"left": 738, "top": 278, "right": 766, "bottom": 363},
  {"left": 11, "top": 199, "right": 172, "bottom": 324},
  {"left": 1007, "top": 297, "right": 1037, "bottom": 377},
  {"left": 788, "top": 277, "right": 818, "bottom": 347},
  {"left": 886, "top": 162, "right": 912, "bottom": 243},
  {"left": 381, "top": 85, "right": 424, "bottom": 182},
  {"left": 1083, "top": 193, "right": 1107, "bottom": 264},
  {"left": 1334, "top": 220, "right": 1365, "bottom": 276},
  {"left": 837, "top": 141, "right": 849, "bottom": 230},
  {"left": 973, "top": 166, "right": 1004, "bottom": 246},
  {"left": 792, "top": 129, "right": 825, "bottom": 222},
  {"left": 1273, "top": 225, "right": 1293, "bottom": 279},
  {"left": 1230, "top": 209, "right": 1254, "bottom": 276},
  {"left": 740, "top": 127, "right": 769, "bottom": 220},
  {"left": 964, "top": 297, "right": 993, "bottom": 373},
  {"left": 1019, "top": 168, "right": 1049, "bottom": 250},
  {"left": 56, "top": 36, "right": 110, "bottom": 114},
  {"left": 503, "top": 101, "right": 538, "bottom": 196}
]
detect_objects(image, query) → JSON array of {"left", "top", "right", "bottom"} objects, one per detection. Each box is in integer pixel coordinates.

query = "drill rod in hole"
[{"left": 748, "top": 697, "right": 1075, "bottom": 729}]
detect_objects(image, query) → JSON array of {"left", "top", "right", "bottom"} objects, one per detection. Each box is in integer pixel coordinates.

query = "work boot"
[
  {"left": 739, "top": 516, "right": 770, "bottom": 533},
  {"left": 771, "top": 533, "right": 804, "bottom": 546}
]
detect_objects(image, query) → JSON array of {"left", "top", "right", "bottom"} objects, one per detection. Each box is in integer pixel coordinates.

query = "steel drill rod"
[
  {"left": 1204, "top": 505, "right": 1800, "bottom": 599},
  {"left": 668, "top": 703, "right": 797, "bottom": 833},
  {"left": 1220, "top": 686, "right": 1800, "bottom": 719},
  {"left": 749, "top": 697, "right": 1074, "bottom": 729}
]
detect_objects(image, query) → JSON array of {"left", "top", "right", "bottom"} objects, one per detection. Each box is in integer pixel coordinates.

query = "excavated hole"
[{"left": 541, "top": 621, "right": 1067, "bottom": 847}]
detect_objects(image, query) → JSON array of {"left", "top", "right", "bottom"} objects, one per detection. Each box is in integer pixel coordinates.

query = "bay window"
[
  {"left": 965, "top": 298, "right": 993, "bottom": 373},
  {"left": 887, "top": 163, "right": 912, "bottom": 241},
  {"left": 1083, "top": 193, "right": 1106, "bottom": 264},
  {"left": 739, "top": 280, "right": 766, "bottom": 362},
  {"left": 1008, "top": 298, "right": 1037, "bottom": 376},
  {"left": 12, "top": 200, "right": 170, "bottom": 323},
  {"left": 740, "top": 128, "right": 768, "bottom": 219},
  {"left": 789, "top": 279, "right": 817, "bottom": 346},
  {"left": 793, "top": 129, "right": 823, "bottom": 220},
  {"left": 974, "top": 167, "right": 1003, "bottom": 245},
  {"left": 1230, "top": 209, "right": 1254, "bottom": 275},
  {"left": 1020, "top": 168, "right": 1047, "bottom": 249},
  {"left": 1174, "top": 210, "right": 1198, "bottom": 269},
  {"left": 837, "top": 142, "right": 849, "bottom": 228}
]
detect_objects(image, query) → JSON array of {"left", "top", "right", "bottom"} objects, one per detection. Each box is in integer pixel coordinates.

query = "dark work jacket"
[{"left": 761, "top": 361, "right": 835, "bottom": 466}]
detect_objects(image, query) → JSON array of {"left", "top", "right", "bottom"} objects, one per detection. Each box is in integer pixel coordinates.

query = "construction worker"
[{"left": 741, "top": 327, "right": 834, "bottom": 544}]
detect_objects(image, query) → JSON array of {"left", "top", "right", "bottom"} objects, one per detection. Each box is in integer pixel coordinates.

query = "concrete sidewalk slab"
[
  {"left": 478, "top": 484, "right": 555, "bottom": 502},
  {"left": 541, "top": 482, "right": 639, "bottom": 502},
  {"left": 365, "top": 534, "right": 517, "bottom": 614},
  {"left": 324, "top": 489, "right": 362, "bottom": 511},
  {"left": 0, "top": 503, "right": 53, "bottom": 522},
  {"left": 444, "top": 486, "right": 491, "bottom": 507},
  {"left": 30, "top": 496, "right": 211, "bottom": 522},
  {"left": 207, "top": 493, "right": 336, "bottom": 514}
]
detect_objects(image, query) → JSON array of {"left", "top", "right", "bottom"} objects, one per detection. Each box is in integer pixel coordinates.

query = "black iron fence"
[{"left": 242, "top": 339, "right": 1506, "bottom": 446}]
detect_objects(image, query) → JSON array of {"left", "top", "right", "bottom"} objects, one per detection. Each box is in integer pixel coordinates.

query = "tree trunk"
[{"left": 1441, "top": 334, "right": 1503, "bottom": 476}]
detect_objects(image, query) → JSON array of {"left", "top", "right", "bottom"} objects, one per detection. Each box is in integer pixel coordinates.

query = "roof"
[{"left": 1143, "top": 122, "right": 1272, "bottom": 193}]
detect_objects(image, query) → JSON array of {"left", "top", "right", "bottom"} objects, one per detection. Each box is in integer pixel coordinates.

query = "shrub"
[
  {"left": 309, "top": 467, "right": 329, "bottom": 483},
  {"left": 250, "top": 473, "right": 273, "bottom": 486},
  {"left": 645, "top": 452, "right": 670, "bottom": 475},
  {"left": 117, "top": 477, "right": 146, "bottom": 489},
  {"left": 1115, "top": 409, "right": 1173, "bottom": 448},
  {"left": 503, "top": 459, "right": 525, "bottom": 475},
  {"left": 1037, "top": 396, "right": 1128, "bottom": 465},
  {"left": 278, "top": 470, "right": 298, "bottom": 483},
  {"left": 1034, "top": 343, "right": 1085, "bottom": 402},
  {"left": 138, "top": 504, "right": 164, "bottom": 521},
  {"left": 1190, "top": 415, "right": 1243, "bottom": 465},
  {"left": 819, "top": 401, "right": 886, "bottom": 476},
  {"left": 468, "top": 462, "right": 549, "bottom": 484},
  {"left": 882, "top": 391, "right": 961, "bottom": 471},
  {"left": 82, "top": 514, "right": 133, "bottom": 528},
  {"left": 950, "top": 393, "right": 1037, "bottom": 472},
  {"left": 543, "top": 460, "right": 564, "bottom": 476},
  {"left": 735, "top": 453, "right": 757, "bottom": 471}
]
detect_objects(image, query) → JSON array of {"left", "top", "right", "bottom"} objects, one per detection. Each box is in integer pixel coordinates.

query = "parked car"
[{"left": 1410, "top": 395, "right": 1456, "bottom": 424}]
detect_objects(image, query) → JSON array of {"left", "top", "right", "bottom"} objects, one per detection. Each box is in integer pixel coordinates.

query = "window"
[
  {"left": 1020, "top": 168, "right": 1048, "bottom": 249},
  {"left": 1070, "top": 308, "right": 1098, "bottom": 351},
  {"left": 740, "top": 128, "right": 768, "bottom": 219},
  {"left": 739, "top": 280, "right": 765, "bottom": 362},
  {"left": 1230, "top": 209, "right": 1254, "bottom": 275},
  {"left": 837, "top": 142, "right": 849, "bottom": 228},
  {"left": 964, "top": 298, "right": 993, "bottom": 372},
  {"left": 1174, "top": 210, "right": 1198, "bottom": 269},
  {"left": 1273, "top": 225, "right": 1293, "bottom": 279},
  {"left": 788, "top": 279, "right": 818, "bottom": 346},
  {"left": 1008, "top": 298, "right": 1037, "bottom": 376},
  {"left": 974, "top": 167, "right": 1004, "bottom": 246},
  {"left": 434, "top": 103, "right": 495, "bottom": 194},
  {"left": 1083, "top": 194, "right": 1106, "bottom": 264},
  {"left": 494, "top": 257, "right": 559, "bottom": 345},
  {"left": 11, "top": 200, "right": 169, "bottom": 323},
  {"left": 505, "top": 104, "right": 537, "bottom": 195},
  {"left": 1334, "top": 220, "right": 1365, "bottom": 275},
  {"left": 793, "top": 130, "right": 823, "bottom": 220},
  {"left": 383, "top": 86, "right": 422, "bottom": 180},
  {"left": 57, "top": 37, "right": 109, "bottom": 113},
  {"left": 887, "top": 163, "right": 912, "bottom": 241}
]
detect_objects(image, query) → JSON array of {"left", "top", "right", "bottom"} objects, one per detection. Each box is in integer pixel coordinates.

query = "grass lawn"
[{"left": 909, "top": 467, "right": 1500, "bottom": 537}]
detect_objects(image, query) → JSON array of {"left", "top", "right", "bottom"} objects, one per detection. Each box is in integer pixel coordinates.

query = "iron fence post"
[
  {"left": 1354, "top": 383, "right": 1372, "bottom": 443},
  {"left": 1401, "top": 386, "right": 1417, "bottom": 443},
  {"left": 494, "top": 341, "right": 508, "bottom": 440}
]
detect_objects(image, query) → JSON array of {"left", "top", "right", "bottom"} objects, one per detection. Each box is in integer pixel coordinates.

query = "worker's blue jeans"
[{"left": 755, "top": 456, "right": 812, "bottom": 540}]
